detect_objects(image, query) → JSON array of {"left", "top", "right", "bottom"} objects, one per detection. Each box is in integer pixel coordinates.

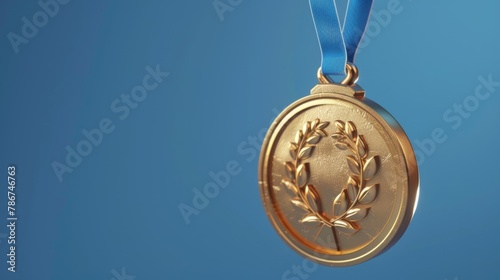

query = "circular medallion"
[{"left": 258, "top": 88, "right": 419, "bottom": 266}]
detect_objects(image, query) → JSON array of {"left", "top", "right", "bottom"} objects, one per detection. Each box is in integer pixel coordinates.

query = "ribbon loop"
[{"left": 309, "top": 0, "right": 373, "bottom": 76}]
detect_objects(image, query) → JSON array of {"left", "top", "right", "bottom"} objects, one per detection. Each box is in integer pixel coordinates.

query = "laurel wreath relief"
[{"left": 282, "top": 119, "right": 380, "bottom": 247}]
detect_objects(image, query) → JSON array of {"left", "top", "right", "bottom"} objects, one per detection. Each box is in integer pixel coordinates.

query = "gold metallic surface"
[{"left": 258, "top": 82, "right": 419, "bottom": 266}]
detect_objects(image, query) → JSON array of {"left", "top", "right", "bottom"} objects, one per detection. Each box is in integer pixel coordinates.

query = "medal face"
[{"left": 258, "top": 84, "right": 419, "bottom": 266}]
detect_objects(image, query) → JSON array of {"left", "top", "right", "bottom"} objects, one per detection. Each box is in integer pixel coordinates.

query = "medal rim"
[{"left": 258, "top": 89, "right": 420, "bottom": 266}]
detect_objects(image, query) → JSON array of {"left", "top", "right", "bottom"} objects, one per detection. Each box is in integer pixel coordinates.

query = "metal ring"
[{"left": 317, "top": 63, "right": 359, "bottom": 85}]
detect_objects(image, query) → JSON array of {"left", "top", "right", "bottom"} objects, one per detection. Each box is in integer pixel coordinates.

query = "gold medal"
[{"left": 258, "top": 65, "right": 419, "bottom": 266}]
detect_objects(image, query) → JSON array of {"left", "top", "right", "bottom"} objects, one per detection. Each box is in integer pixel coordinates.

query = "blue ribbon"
[{"left": 309, "top": 0, "right": 374, "bottom": 76}]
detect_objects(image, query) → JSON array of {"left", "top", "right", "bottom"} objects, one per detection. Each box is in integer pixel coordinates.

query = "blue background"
[{"left": 0, "top": 0, "right": 499, "bottom": 279}]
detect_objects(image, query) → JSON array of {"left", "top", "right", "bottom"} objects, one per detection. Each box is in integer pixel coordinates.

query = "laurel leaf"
[
  {"left": 363, "top": 156, "right": 380, "bottom": 180},
  {"left": 291, "top": 199, "right": 309, "bottom": 211},
  {"left": 312, "top": 118, "right": 320, "bottom": 130},
  {"left": 359, "top": 184, "right": 379, "bottom": 204},
  {"left": 330, "top": 133, "right": 343, "bottom": 140},
  {"left": 356, "top": 135, "right": 367, "bottom": 159},
  {"left": 306, "top": 135, "right": 321, "bottom": 144},
  {"left": 303, "top": 122, "right": 311, "bottom": 135},
  {"left": 317, "top": 121, "right": 329, "bottom": 130},
  {"left": 345, "top": 208, "right": 368, "bottom": 222},
  {"left": 333, "top": 219, "right": 359, "bottom": 235},
  {"left": 296, "top": 163, "right": 309, "bottom": 188},
  {"left": 289, "top": 142, "right": 298, "bottom": 151},
  {"left": 282, "top": 179, "right": 299, "bottom": 194},
  {"left": 298, "top": 146, "right": 313, "bottom": 159},
  {"left": 285, "top": 162, "right": 294, "bottom": 179},
  {"left": 333, "top": 189, "right": 349, "bottom": 217},
  {"left": 335, "top": 141, "right": 349, "bottom": 150},
  {"left": 301, "top": 214, "right": 320, "bottom": 223},
  {"left": 346, "top": 176, "right": 359, "bottom": 202},
  {"left": 317, "top": 129, "right": 328, "bottom": 137},
  {"left": 346, "top": 155, "right": 360, "bottom": 174},
  {"left": 289, "top": 148, "right": 296, "bottom": 160},
  {"left": 346, "top": 121, "right": 357, "bottom": 140},
  {"left": 295, "top": 130, "right": 303, "bottom": 144},
  {"left": 335, "top": 120, "right": 345, "bottom": 131},
  {"left": 305, "top": 185, "right": 321, "bottom": 212}
]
